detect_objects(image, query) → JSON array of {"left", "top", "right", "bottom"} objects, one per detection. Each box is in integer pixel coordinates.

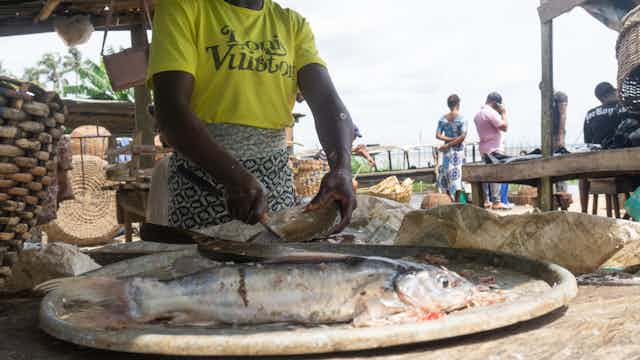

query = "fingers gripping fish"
[{"left": 49, "top": 258, "right": 477, "bottom": 328}]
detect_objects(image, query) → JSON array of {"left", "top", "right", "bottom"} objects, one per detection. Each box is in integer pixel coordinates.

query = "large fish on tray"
[{"left": 40, "top": 257, "right": 490, "bottom": 328}]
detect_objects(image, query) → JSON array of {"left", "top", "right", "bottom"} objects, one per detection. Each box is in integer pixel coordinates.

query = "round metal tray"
[{"left": 40, "top": 246, "right": 577, "bottom": 356}]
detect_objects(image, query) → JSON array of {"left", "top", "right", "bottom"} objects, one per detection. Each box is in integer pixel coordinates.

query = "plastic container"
[{"left": 624, "top": 186, "right": 640, "bottom": 220}]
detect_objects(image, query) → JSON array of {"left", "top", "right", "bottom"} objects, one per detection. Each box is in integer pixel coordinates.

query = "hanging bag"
[{"left": 101, "top": 0, "right": 152, "bottom": 91}]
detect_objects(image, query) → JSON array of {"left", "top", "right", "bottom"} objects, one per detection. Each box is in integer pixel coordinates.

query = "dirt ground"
[{"left": 1, "top": 285, "right": 639, "bottom": 360}]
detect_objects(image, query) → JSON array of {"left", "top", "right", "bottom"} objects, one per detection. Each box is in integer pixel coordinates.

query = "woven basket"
[
  {"left": 617, "top": 6, "right": 640, "bottom": 111},
  {"left": 290, "top": 158, "right": 329, "bottom": 199},
  {"left": 508, "top": 186, "right": 538, "bottom": 206},
  {"left": 70, "top": 125, "right": 111, "bottom": 159},
  {"left": 420, "top": 192, "right": 452, "bottom": 209},
  {"left": 0, "top": 77, "right": 66, "bottom": 256},
  {"left": 42, "top": 155, "right": 120, "bottom": 246}
]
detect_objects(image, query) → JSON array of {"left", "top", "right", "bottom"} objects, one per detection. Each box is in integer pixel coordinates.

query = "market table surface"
[
  {"left": 462, "top": 148, "right": 640, "bottom": 208},
  {"left": 1, "top": 285, "right": 639, "bottom": 359}
]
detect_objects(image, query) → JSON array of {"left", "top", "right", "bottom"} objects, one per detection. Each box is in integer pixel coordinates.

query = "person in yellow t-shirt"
[{"left": 148, "top": 0, "right": 356, "bottom": 232}]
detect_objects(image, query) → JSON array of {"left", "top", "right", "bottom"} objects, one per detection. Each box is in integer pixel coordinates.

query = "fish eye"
[{"left": 441, "top": 279, "right": 449, "bottom": 288}]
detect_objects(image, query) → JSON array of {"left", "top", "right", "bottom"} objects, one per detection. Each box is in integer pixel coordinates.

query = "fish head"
[{"left": 394, "top": 266, "right": 475, "bottom": 313}]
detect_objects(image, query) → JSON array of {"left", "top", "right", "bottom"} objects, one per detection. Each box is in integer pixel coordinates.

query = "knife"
[
  {"left": 140, "top": 222, "right": 350, "bottom": 263},
  {"left": 176, "top": 165, "right": 284, "bottom": 240}
]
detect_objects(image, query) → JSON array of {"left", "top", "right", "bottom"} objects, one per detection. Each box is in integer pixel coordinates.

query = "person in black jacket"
[{"left": 584, "top": 82, "right": 626, "bottom": 147}]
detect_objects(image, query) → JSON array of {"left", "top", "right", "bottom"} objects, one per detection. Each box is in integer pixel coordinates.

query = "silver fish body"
[{"left": 122, "top": 258, "right": 475, "bottom": 326}]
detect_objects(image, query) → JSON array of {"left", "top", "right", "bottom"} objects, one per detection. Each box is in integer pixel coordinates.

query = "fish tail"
[{"left": 41, "top": 277, "right": 138, "bottom": 328}]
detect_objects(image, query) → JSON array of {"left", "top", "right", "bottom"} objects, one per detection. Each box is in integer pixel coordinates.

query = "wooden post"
[
  {"left": 471, "top": 182, "right": 485, "bottom": 207},
  {"left": 131, "top": 22, "right": 154, "bottom": 170},
  {"left": 539, "top": 18, "right": 554, "bottom": 211}
]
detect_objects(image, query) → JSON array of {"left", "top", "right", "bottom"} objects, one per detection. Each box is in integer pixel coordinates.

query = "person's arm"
[
  {"left": 495, "top": 105, "right": 508, "bottom": 131},
  {"left": 447, "top": 132, "right": 467, "bottom": 147},
  {"left": 153, "top": 72, "right": 267, "bottom": 225},
  {"left": 435, "top": 119, "right": 455, "bottom": 142},
  {"left": 436, "top": 133, "right": 456, "bottom": 142},
  {"left": 298, "top": 64, "right": 356, "bottom": 233}
]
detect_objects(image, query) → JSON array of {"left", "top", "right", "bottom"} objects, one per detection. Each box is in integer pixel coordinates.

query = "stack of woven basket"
[
  {"left": 0, "top": 77, "right": 66, "bottom": 279},
  {"left": 290, "top": 157, "right": 329, "bottom": 199}
]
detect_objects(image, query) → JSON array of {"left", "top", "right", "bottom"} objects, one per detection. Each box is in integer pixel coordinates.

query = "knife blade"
[{"left": 176, "top": 164, "right": 284, "bottom": 240}]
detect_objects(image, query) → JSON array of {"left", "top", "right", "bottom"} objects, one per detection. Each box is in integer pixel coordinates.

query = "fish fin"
[
  {"left": 33, "top": 276, "right": 80, "bottom": 295},
  {"left": 46, "top": 277, "right": 137, "bottom": 329},
  {"left": 262, "top": 252, "right": 354, "bottom": 264}
]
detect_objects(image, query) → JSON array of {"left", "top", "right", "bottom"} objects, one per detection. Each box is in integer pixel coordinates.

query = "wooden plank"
[
  {"left": 471, "top": 182, "right": 485, "bottom": 207},
  {"left": 538, "top": 0, "right": 586, "bottom": 23},
  {"left": 355, "top": 168, "right": 436, "bottom": 187},
  {"left": 35, "top": 0, "right": 61, "bottom": 22},
  {"left": 130, "top": 21, "right": 155, "bottom": 169},
  {"left": 65, "top": 114, "right": 134, "bottom": 136},
  {"left": 64, "top": 99, "right": 134, "bottom": 115},
  {"left": 462, "top": 148, "right": 640, "bottom": 183},
  {"left": 0, "top": 14, "right": 145, "bottom": 37},
  {"left": 540, "top": 19, "right": 554, "bottom": 211}
]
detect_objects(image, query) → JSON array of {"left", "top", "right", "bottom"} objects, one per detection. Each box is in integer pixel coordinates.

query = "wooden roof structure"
[
  {"left": 536, "top": 0, "right": 639, "bottom": 210},
  {"left": 0, "top": 0, "right": 153, "bottom": 37}
]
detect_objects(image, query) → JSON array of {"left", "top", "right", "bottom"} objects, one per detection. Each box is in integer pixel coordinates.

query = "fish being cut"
[{"left": 44, "top": 258, "right": 489, "bottom": 329}]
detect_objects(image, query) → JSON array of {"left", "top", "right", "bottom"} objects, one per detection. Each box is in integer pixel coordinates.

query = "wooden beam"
[
  {"left": 35, "top": 0, "right": 61, "bottom": 22},
  {"left": 130, "top": 21, "right": 154, "bottom": 169},
  {"left": 462, "top": 148, "right": 640, "bottom": 183},
  {"left": 355, "top": 168, "right": 436, "bottom": 188},
  {"left": 538, "top": 0, "right": 586, "bottom": 23},
  {"left": 64, "top": 99, "right": 134, "bottom": 115},
  {"left": 0, "top": 14, "right": 147, "bottom": 37},
  {"left": 539, "top": 19, "right": 554, "bottom": 211}
]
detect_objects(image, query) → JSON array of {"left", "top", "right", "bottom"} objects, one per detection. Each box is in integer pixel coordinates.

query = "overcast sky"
[{"left": 1, "top": 0, "right": 619, "bottom": 150}]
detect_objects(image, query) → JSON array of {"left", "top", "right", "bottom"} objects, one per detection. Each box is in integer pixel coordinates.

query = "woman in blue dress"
[{"left": 436, "top": 94, "right": 467, "bottom": 202}]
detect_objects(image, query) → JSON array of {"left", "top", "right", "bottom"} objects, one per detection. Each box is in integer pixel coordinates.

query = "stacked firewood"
[{"left": 0, "top": 77, "right": 66, "bottom": 279}]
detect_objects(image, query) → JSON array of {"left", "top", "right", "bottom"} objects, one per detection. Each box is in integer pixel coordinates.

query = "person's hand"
[
  {"left": 306, "top": 170, "right": 357, "bottom": 234},
  {"left": 439, "top": 144, "right": 449, "bottom": 152},
  {"left": 496, "top": 104, "right": 506, "bottom": 115},
  {"left": 224, "top": 170, "right": 267, "bottom": 225}
]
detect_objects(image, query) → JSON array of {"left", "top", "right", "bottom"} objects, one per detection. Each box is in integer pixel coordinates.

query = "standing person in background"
[
  {"left": 473, "top": 92, "right": 509, "bottom": 210},
  {"left": 436, "top": 94, "right": 467, "bottom": 203},
  {"left": 553, "top": 91, "right": 569, "bottom": 193}
]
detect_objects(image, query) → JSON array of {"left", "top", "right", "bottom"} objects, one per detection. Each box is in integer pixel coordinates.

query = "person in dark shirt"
[
  {"left": 584, "top": 82, "right": 625, "bottom": 147},
  {"left": 580, "top": 82, "right": 625, "bottom": 212}
]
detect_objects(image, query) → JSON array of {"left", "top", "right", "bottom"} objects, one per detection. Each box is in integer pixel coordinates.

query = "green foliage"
[
  {"left": 22, "top": 52, "right": 70, "bottom": 93},
  {"left": 0, "top": 61, "right": 13, "bottom": 77},
  {"left": 16, "top": 47, "right": 133, "bottom": 102},
  {"left": 64, "top": 58, "right": 133, "bottom": 102}
]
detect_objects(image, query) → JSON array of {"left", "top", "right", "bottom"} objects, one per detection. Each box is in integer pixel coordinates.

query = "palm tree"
[
  {"left": 64, "top": 58, "right": 133, "bottom": 102},
  {"left": 63, "top": 47, "right": 83, "bottom": 86},
  {"left": 0, "top": 61, "right": 13, "bottom": 77},
  {"left": 21, "top": 52, "right": 68, "bottom": 92}
]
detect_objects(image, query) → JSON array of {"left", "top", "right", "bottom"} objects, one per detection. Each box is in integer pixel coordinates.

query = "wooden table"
[
  {"left": 110, "top": 183, "right": 149, "bottom": 242},
  {"left": 356, "top": 168, "right": 436, "bottom": 187},
  {"left": 462, "top": 148, "right": 640, "bottom": 209}
]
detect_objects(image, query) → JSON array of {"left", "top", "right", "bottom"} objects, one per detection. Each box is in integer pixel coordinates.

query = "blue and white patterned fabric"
[{"left": 436, "top": 115, "right": 466, "bottom": 195}]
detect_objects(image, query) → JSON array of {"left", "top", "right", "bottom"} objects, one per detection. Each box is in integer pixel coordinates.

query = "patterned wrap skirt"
[
  {"left": 437, "top": 146, "right": 464, "bottom": 195},
  {"left": 167, "top": 123, "right": 295, "bottom": 230}
]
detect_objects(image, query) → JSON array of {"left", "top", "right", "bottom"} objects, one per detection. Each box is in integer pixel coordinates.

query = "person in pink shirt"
[{"left": 473, "top": 92, "right": 509, "bottom": 209}]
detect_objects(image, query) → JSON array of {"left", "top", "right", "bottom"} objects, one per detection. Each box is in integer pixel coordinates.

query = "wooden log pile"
[{"left": 0, "top": 77, "right": 66, "bottom": 281}]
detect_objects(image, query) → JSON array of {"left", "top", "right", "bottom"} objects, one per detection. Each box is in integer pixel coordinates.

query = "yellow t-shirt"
[{"left": 147, "top": 0, "right": 325, "bottom": 129}]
